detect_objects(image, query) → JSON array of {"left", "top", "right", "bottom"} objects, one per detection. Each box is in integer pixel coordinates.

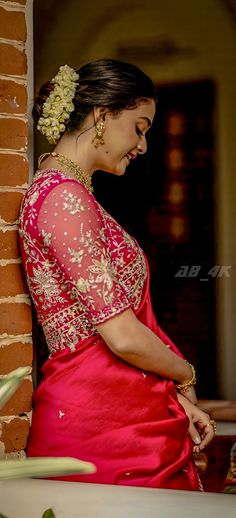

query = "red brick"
[
  {"left": 0, "top": 263, "right": 28, "bottom": 297},
  {"left": 0, "top": 154, "right": 29, "bottom": 187},
  {"left": 0, "top": 341, "right": 32, "bottom": 374},
  {"left": 0, "top": 42, "right": 27, "bottom": 76},
  {"left": 0, "top": 378, "right": 32, "bottom": 416},
  {"left": 0, "top": 191, "right": 23, "bottom": 223},
  {"left": 0, "top": 302, "right": 32, "bottom": 335},
  {"left": 0, "top": 79, "right": 27, "bottom": 115},
  {"left": 0, "top": 416, "right": 29, "bottom": 453},
  {"left": 0, "top": 7, "right": 26, "bottom": 42},
  {"left": 0, "top": 229, "right": 20, "bottom": 259},
  {"left": 0, "top": 118, "right": 27, "bottom": 150}
]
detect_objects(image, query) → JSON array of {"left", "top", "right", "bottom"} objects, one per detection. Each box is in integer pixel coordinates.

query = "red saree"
[{"left": 19, "top": 169, "right": 200, "bottom": 490}]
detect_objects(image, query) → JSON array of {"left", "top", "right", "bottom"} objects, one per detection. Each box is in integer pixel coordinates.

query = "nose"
[{"left": 137, "top": 136, "right": 147, "bottom": 155}]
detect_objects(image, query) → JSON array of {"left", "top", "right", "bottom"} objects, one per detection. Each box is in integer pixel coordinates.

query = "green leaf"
[
  {"left": 0, "top": 456, "right": 96, "bottom": 479},
  {"left": 0, "top": 367, "right": 31, "bottom": 408},
  {"left": 42, "top": 509, "right": 56, "bottom": 518}
]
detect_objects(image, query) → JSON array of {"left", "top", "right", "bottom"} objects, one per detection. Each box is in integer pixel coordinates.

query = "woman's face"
[{"left": 96, "top": 99, "right": 156, "bottom": 175}]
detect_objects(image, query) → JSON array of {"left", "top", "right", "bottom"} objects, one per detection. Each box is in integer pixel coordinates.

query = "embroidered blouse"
[{"left": 19, "top": 170, "right": 147, "bottom": 355}]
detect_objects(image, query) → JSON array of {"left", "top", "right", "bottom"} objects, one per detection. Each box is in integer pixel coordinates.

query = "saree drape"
[{"left": 19, "top": 169, "right": 200, "bottom": 490}]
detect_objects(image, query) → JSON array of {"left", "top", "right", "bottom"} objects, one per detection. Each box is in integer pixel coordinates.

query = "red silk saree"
[{"left": 19, "top": 169, "right": 200, "bottom": 490}]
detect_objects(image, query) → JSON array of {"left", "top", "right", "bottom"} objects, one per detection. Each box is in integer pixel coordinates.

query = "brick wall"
[{"left": 0, "top": 0, "right": 33, "bottom": 458}]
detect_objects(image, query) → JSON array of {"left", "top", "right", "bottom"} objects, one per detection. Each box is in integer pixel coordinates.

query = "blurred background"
[{"left": 33, "top": 0, "right": 236, "bottom": 399}]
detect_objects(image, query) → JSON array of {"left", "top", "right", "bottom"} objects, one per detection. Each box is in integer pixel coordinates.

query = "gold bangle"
[
  {"left": 175, "top": 362, "right": 196, "bottom": 393},
  {"left": 205, "top": 419, "right": 217, "bottom": 434}
]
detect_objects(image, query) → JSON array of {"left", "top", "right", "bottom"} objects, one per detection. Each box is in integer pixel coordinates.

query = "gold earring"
[{"left": 92, "top": 121, "right": 105, "bottom": 148}]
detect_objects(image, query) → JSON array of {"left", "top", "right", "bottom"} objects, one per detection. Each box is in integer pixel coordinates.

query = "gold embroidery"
[
  {"left": 68, "top": 247, "right": 84, "bottom": 264},
  {"left": 62, "top": 189, "right": 85, "bottom": 214},
  {"left": 41, "top": 229, "right": 52, "bottom": 247},
  {"left": 76, "top": 278, "right": 90, "bottom": 293},
  {"left": 89, "top": 255, "right": 115, "bottom": 290}
]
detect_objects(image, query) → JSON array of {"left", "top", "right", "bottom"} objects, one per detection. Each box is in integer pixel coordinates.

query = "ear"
[{"left": 93, "top": 106, "right": 109, "bottom": 123}]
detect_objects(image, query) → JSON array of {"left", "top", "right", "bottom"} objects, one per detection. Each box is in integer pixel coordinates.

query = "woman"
[{"left": 19, "top": 59, "right": 215, "bottom": 490}]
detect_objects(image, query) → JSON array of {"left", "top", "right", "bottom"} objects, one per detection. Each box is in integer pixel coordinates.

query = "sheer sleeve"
[{"left": 37, "top": 180, "right": 131, "bottom": 326}]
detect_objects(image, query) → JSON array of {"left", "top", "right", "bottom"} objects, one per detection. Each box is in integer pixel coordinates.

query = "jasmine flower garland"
[{"left": 37, "top": 65, "right": 79, "bottom": 144}]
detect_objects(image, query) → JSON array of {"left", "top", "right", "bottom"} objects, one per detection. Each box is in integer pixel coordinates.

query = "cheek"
[
  {"left": 119, "top": 129, "right": 138, "bottom": 153},
  {"left": 104, "top": 124, "right": 138, "bottom": 158}
]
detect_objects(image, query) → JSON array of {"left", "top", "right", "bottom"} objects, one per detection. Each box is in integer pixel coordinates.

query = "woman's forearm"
[{"left": 97, "top": 309, "right": 192, "bottom": 384}]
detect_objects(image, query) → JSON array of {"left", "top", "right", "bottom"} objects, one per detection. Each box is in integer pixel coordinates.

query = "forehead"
[{"left": 127, "top": 99, "right": 156, "bottom": 123}]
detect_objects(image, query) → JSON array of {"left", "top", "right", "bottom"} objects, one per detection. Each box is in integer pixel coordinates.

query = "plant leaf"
[
  {"left": 0, "top": 367, "right": 32, "bottom": 408},
  {"left": 42, "top": 509, "right": 56, "bottom": 518},
  {"left": 0, "top": 456, "right": 96, "bottom": 479}
]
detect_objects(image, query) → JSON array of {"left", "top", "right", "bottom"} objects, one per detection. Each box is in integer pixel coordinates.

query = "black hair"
[{"left": 33, "top": 58, "right": 156, "bottom": 133}]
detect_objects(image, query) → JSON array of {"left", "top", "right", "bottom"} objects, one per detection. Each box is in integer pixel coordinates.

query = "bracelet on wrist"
[{"left": 175, "top": 362, "right": 196, "bottom": 393}]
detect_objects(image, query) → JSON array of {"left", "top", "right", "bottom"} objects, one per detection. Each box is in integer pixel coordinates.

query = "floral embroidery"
[
  {"left": 79, "top": 228, "right": 96, "bottom": 253},
  {"left": 30, "top": 262, "right": 66, "bottom": 309},
  {"left": 76, "top": 278, "right": 90, "bottom": 293},
  {"left": 41, "top": 229, "right": 52, "bottom": 247},
  {"left": 42, "top": 301, "right": 92, "bottom": 354},
  {"left": 27, "top": 206, "right": 37, "bottom": 226},
  {"left": 62, "top": 189, "right": 85, "bottom": 214},
  {"left": 68, "top": 247, "right": 84, "bottom": 264},
  {"left": 28, "top": 190, "right": 39, "bottom": 206},
  {"left": 89, "top": 255, "right": 115, "bottom": 291}
]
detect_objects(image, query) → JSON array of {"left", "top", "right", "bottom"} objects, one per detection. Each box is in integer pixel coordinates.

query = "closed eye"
[{"left": 136, "top": 127, "right": 145, "bottom": 137}]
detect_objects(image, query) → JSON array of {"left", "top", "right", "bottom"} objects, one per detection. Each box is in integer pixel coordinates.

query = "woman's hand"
[
  {"left": 177, "top": 393, "right": 215, "bottom": 452},
  {"left": 177, "top": 385, "right": 198, "bottom": 405}
]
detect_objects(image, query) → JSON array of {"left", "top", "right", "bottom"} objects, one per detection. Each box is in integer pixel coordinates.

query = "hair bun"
[{"left": 32, "top": 81, "right": 54, "bottom": 125}]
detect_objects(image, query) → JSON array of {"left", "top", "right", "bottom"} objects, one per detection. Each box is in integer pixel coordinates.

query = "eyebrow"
[{"left": 138, "top": 117, "right": 152, "bottom": 127}]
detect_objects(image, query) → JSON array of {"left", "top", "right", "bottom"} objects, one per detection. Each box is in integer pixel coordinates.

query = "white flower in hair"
[{"left": 37, "top": 64, "right": 79, "bottom": 144}]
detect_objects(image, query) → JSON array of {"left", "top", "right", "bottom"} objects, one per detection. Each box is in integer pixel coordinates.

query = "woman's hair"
[{"left": 33, "top": 59, "right": 156, "bottom": 135}]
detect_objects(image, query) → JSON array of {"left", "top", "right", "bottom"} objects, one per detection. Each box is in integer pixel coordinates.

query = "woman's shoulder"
[
  {"left": 27, "top": 168, "right": 94, "bottom": 204},
  {"left": 25, "top": 169, "right": 104, "bottom": 224},
  {"left": 19, "top": 168, "right": 96, "bottom": 224}
]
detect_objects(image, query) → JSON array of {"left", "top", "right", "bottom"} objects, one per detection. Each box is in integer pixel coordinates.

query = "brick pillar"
[{"left": 0, "top": 0, "right": 33, "bottom": 458}]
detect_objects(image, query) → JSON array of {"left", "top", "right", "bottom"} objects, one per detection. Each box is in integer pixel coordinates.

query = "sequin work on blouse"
[{"left": 19, "top": 170, "right": 147, "bottom": 355}]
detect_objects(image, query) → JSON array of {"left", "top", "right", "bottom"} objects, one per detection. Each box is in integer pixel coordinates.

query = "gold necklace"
[{"left": 38, "top": 152, "right": 93, "bottom": 193}]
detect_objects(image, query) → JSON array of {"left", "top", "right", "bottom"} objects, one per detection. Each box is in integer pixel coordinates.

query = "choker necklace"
[{"left": 38, "top": 152, "right": 93, "bottom": 193}]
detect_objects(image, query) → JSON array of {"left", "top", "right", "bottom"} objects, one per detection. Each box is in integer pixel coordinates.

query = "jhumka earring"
[{"left": 92, "top": 121, "right": 105, "bottom": 148}]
